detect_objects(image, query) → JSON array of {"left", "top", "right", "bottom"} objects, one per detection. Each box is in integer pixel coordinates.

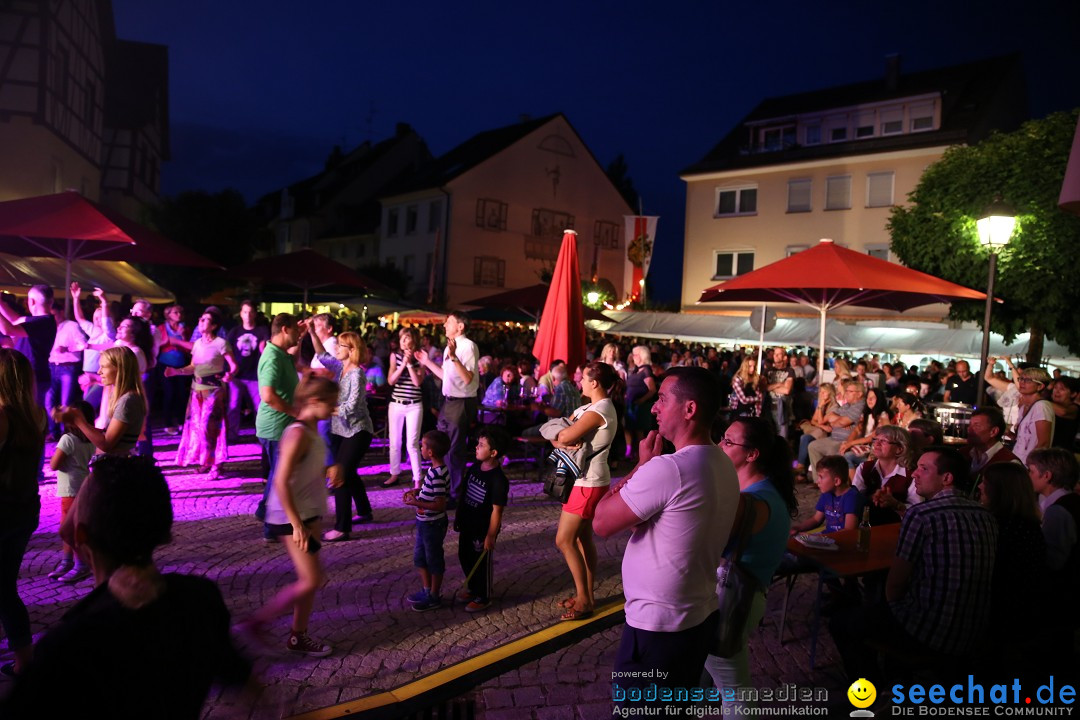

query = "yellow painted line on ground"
[{"left": 289, "top": 600, "right": 624, "bottom": 720}]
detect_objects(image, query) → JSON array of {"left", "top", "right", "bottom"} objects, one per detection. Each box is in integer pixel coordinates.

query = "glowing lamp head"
[
  {"left": 976, "top": 197, "right": 1016, "bottom": 248},
  {"left": 586, "top": 291, "right": 600, "bottom": 305}
]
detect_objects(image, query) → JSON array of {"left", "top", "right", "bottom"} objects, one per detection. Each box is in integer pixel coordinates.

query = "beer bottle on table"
[{"left": 856, "top": 506, "right": 871, "bottom": 553}]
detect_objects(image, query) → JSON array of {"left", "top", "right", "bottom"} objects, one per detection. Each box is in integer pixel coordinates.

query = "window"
[
  {"left": 428, "top": 200, "right": 442, "bottom": 232},
  {"left": 825, "top": 175, "right": 852, "bottom": 210},
  {"left": 387, "top": 208, "right": 399, "bottom": 236},
  {"left": 866, "top": 244, "right": 890, "bottom": 262},
  {"left": 855, "top": 112, "right": 875, "bottom": 138},
  {"left": 405, "top": 205, "right": 418, "bottom": 234},
  {"left": 531, "top": 208, "right": 574, "bottom": 238},
  {"left": 761, "top": 126, "right": 795, "bottom": 151},
  {"left": 475, "top": 199, "right": 508, "bottom": 231},
  {"left": 911, "top": 103, "right": 934, "bottom": 132},
  {"left": 403, "top": 254, "right": 414, "bottom": 278},
  {"left": 594, "top": 220, "right": 620, "bottom": 249},
  {"left": 867, "top": 172, "right": 895, "bottom": 208},
  {"left": 713, "top": 251, "right": 754, "bottom": 279},
  {"left": 84, "top": 81, "right": 95, "bottom": 121},
  {"left": 473, "top": 256, "right": 506, "bottom": 287},
  {"left": 804, "top": 125, "right": 821, "bottom": 145},
  {"left": 787, "top": 179, "right": 812, "bottom": 213},
  {"left": 715, "top": 186, "right": 757, "bottom": 217},
  {"left": 786, "top": 245, "right": 809, "bottom": 257},
  {"left": 881, "top": 107, "right": 903, "bottom": 135},
  {"left": 830, "top": 127, "right": 848, "bottom": 142},
  {"left": 386, "top": 256, "right": 396, "bottom": 268}
]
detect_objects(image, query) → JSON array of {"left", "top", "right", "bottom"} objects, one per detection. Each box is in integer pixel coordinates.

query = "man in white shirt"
[
  {"left": 416, "top": 312, "right": 478, "bottom": 502},
  {"left": 594, "top": 366, "right": 739, "bottom": 692}
]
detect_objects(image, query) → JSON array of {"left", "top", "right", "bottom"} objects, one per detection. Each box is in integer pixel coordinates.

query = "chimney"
[{"left": 885, "top": 53, "right": 901, "bottom": 90}]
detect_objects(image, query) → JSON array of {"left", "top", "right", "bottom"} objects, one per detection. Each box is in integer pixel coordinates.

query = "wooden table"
[{"left": 785, "top": 523, "right": 900, "bottom": 668}]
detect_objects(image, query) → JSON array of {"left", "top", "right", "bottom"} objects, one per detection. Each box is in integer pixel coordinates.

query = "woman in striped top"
[{"left": 384, "top": 327, "right": 426, "bottom": 489}]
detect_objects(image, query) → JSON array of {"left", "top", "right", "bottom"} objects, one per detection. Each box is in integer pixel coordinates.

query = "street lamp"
[{"left": 975, "top": 197, "right": 1017, "bottom": 406}]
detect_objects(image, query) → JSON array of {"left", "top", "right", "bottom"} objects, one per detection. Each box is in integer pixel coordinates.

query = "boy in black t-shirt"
[{"left": 454, "top": 426, "right": 510, "bottom": 612}]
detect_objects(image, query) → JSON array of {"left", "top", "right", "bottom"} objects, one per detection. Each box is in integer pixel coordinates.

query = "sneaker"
[
  {"left": 58, "top": 564, "right": 92, "bottom": 584},
  {"left": 465, "top": 598, "right": 491, "bottom": 613},
  {"left": 411, "top": 594, "right": 442, "bottom": 612},
  {"left": 323, "top": 530, "right": 349, "bottom": 543},
  {"left": 286, "top": 631, "right": 332, "bottom": 657},
  {"left": 164, "top": 426, "right": 179, "bottom": 436},
  {"left": 47, "top": 559, "right": 74, "bottom": 580},
  {"left": 406, "top": 588, "right": 430, "bottom": 604},
  {"left": 457, "top": 589, "right": 476, "bottom": 602}
]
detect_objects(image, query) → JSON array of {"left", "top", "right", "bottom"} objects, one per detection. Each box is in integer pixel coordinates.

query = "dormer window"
[
  {"left": 911, "top": 103, "right": 935, "bottom": 131},
  {"left": 760, "top": 126, "right": 795, "bottom": 152}
]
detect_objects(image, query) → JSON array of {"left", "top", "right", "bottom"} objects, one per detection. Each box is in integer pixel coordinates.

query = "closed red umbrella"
[
  {"left": 699, "top": 238, "right": 989, "bottom": 377},
  {"left": 532, "top": 230, "right": 586, "bottom": 371},
  {"left": 464, "top": 282, "right": 609, "bottom": 322}
]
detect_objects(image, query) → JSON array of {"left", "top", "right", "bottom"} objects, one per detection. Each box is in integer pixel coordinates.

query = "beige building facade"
[
  {"left": 680, "top": 54, "right": 1026, "bottom": 322},
  {"left": 379, "top": 114, "right": 634, "bottom": 307}
]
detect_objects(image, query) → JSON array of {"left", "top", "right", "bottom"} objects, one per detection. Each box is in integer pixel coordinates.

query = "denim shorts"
[{"left": 413, "top": 516, "right": 448, "bottom": 574}]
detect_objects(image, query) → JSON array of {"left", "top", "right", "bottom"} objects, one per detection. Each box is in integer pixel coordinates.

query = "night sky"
[{"left": 113, "top": 0, "right": 1080, "bottom": 305}]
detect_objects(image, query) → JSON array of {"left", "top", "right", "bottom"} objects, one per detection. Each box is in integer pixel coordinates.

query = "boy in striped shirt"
[{"left": 404, "top": 430, "right": 451, "bottom": 612}]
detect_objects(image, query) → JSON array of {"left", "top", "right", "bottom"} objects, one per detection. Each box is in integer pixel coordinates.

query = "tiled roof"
[{"left": 379, "top": 114, "right": 561, "bottom": 197}]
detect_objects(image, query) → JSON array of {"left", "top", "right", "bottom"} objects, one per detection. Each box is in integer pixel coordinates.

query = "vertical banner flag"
[{"left": 624, "top": 216, "right": 659, "bottom": 300}]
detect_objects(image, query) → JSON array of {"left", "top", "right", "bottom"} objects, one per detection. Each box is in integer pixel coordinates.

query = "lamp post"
[{"left": 975, "top": 197, "right": 1016, "bottom": 406}]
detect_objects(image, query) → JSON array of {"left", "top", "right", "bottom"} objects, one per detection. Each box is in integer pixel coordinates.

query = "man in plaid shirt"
[{"left": 830, "top": 446, "right": 997, "bottom": 683}]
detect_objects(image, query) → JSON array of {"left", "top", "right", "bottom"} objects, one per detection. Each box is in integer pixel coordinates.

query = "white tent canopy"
[{"left": 592, "top": 311, "right": 1080, "bottom": 369}]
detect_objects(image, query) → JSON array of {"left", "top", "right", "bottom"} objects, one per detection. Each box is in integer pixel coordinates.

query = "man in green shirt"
[{"left": 254, "top": 313, "right": 303, "bottom": 522}]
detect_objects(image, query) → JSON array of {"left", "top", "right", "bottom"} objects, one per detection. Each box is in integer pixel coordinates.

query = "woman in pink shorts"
[{"left": 551, "top": 361, "right": 618, "bottom": 621}]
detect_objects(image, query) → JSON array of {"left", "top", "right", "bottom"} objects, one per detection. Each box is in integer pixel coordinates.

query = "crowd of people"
[{"left": 0, "top": 282, "right": 1076, "bottom": 714}]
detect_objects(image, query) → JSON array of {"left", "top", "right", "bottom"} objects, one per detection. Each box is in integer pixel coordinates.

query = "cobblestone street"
[{"left": 2, "top": 430, "right": 843, "bottom": 719}]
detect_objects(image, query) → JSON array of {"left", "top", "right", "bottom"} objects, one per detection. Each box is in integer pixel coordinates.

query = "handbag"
[
  {"left": 542, "top": 441, "right": 611, "bottom": 503},
  {"left": 711, "top": 494, "right": 764, "bottom": 658}
]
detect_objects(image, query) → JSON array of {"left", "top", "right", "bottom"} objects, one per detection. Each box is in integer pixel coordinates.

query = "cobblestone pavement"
[{"left": 0, "top": 430, "right": 842, "bottom": 719}]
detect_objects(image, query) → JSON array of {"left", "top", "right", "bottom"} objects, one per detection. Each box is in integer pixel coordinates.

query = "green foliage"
[
  {"left": 888, "top": 110, "right": 1080, "bottom": 354},
  {"left": 581, "top": 280, "right": 613, "bottom": 308},
  {"left": 149, "top": 189, "right": 269, "bottom": 268}
]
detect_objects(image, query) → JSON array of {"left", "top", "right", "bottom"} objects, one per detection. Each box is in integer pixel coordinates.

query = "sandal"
[
  {"left": 560, "top": 606, "right": 593, "bottom": 622},
  {"left": 381, "top": 475, "right": 401, "bottom": 488},
  {"left": 558, "top": 596, "right": 577, "bottom": 609}
]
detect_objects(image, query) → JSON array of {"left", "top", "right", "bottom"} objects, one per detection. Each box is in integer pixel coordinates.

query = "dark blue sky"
[{"left": 113, "top": 0, "right": 1080, "bottom": 304}]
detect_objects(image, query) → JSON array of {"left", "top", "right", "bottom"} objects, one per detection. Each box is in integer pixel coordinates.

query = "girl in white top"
[
  {"left": 551, "top": 361, "right": 619, "bottom": 622},
  {"left": 237, "top": 376, "right": 339, "bottom": 658}
]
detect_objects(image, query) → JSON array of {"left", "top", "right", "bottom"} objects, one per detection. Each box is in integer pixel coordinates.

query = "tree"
[
  {"left": 144, "top": 189, "right": 271, "bottom": 305},
  {"left": 149, "top": 189, "right": 269, "bottom": 269},
  {"left": 888, "top": 110, "right": 1080, "bottom": 362},
  {"left": 606, "top": 153, "right": 639, "bottom": 210}
]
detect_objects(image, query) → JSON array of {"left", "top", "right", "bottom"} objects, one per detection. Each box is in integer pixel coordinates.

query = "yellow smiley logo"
[{"left": 847, "top": 678, "right": 876, "bottom": 709}]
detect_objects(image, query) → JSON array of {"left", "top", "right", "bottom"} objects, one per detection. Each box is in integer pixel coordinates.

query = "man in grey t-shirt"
[{"left": 807, "top": 380, "right": 866, "bottom": 473}]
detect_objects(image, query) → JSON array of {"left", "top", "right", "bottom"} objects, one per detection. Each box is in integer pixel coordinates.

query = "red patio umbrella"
[
  {"left": 463, "top": 283, "right": 609, "bottom": 322},
  {"left": 227, "top": 249, "right": 392, "bottom": 312},
  {"left": 698, "top": 238, "right": 989, "bottom": 377},
  {"left": 0, "top": 191, "right": 220, "bottom": 310},
  {"left": 0, "top": 190, "right": 221, "bottom": 266},
  {"left": 532, "top": 230, "right": 586, "bottom": 371}
]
